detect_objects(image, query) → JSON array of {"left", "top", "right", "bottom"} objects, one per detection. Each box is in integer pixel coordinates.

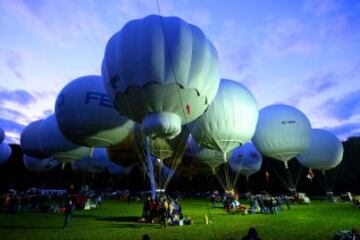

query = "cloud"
[
  {"left": 0, "top": 107, "right": 29, "bottom": 122},
  {"left": 302, "top": 0, "right": 342, "bottom": 17},
  {"left": 261, "top": 18, "right": 316, "bottom": 56},
  {"left": 0, "top": 118, "right": 25, "bottom": 135},
  {"left": 0, "top": 89, "right": 36, "bottom": 105},
  {"left": 0, "top": 0, "right": 111, "bottom": 47},
  {"left": 323, "top": 89, "right": 360, "bottom": 120},
  {"left": 42, "top": 109, "right": 53, "bottom": 117},
  {"left": 325, "top": 122, "right": 360, "bottom": 140},
  {"left": 5, "top": 50, "right": 24, "bottom": 79},
  {"left": 214, "top": 20, "right": 254, "bottom": 80},
  {"left": 303, "top": 0, "right": 360, "bottom": 41},
  {"left": 288, "top": 70, "right": 338, "bottom": 106}
]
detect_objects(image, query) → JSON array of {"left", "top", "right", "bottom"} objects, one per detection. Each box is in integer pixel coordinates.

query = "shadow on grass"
[
  {"left": 96, "top": 216, "right": 140, "bottom": 222},
  {"left": 104, "top": 223, "right": 163, "bottom": 229},
  {"left": 97, "top": 216, "right": 168, "bottom": 229}
]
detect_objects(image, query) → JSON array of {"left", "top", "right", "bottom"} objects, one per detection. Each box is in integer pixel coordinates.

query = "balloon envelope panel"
[
  {"left": 55, "top": 75, "right": 133, "bottom": 147},
  {"left": 252, "top": 104, "right": 311, "bottom": 162},
  {"left": 39, "top": 115, "right": 91, "bottom": 163},
  {"left": 20, "top": 120, "right": 49, "bottom": 159},
  {"left": 102, "top": 15, "right": 221, "bottom": 138},
  {"left": 23, "top": 155, "right": 59, "bottom": 172},
  {"left": 0, "top": 143, "right": 12, "bottom": 165},
  {"left": 191, "top": 79, "right": 259, "bottom": 153},
  {"left": 297, "top": 129, "right": 343, "bottom": 171},
  {"left": 229, "top": 143, "right": 262, "bottom": 176}
]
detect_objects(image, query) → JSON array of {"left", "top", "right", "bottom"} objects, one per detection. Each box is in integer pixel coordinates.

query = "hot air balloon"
[
  {"left": 72, "top": 148, "right": 110, "bottom": 173},
  {"left": 23, "top": 155, "right": 59, "bottom": 172},
  {"left": 0, "top": 127, "right": 4, "bottom": 144},
  {"left": 190, "top": 79, "right": 258, "bottom": 190},
  {"left": 102, "top": 15, "right": 220, "bottom": 197},
  {"left": 228, "top": 143, "right": 262, "bottom": 177},
  {"left": 191, "top": 79, "right": 258, "bottom": 154},
  {"left": 252, "top": 104, "right": 311, "bottom": 168},
  {"left": 297, "top": 129, "right": 343, "bottom": 171},
  {"left": 39, "top": 115, "right": 91, "bottom": 163},
  {"left": 0, "top": 142, "right": 12, "bottom": 165},
  {"left": 20, "top": 120, "right": 49, "bottom": 159},
  {"left": 55, "top": 75, "right": 133, "bottom": 147},
  {"left": 102, "top": 14, "right": 221, "bottom": 139},
  {"left": 252, "top": 104, "right": 311, "bottom": 192}
]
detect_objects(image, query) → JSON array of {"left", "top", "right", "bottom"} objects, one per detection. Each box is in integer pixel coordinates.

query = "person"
[
  {"left": 62, "top": 196, "right": 73, "bottom": 230},
  {"left": 159, "top": 198, "right": 169, "bottom": 228},
  {"left": 142, "top": 234, "right": 151, "bottom": 240},
  {"left": 352, "top": 228, "right": 360, "bottom": 240},
  {"left": 210, "top": 193, "right": 216, "bottom": 208},
  {"left": 242, "top": 227, "right": 260, "bottom": 240}
]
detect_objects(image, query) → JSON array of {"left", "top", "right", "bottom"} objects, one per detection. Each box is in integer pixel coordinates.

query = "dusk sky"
[{"left": 0, "top": 0, "right": 359, "bottom": 143}]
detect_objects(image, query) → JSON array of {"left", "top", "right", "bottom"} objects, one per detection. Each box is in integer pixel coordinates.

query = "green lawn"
[{"left": 0, "top": 199, "right": 359, "bottom": 240}]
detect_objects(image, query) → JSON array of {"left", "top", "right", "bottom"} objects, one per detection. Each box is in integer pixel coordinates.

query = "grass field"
[{"left": 0, "top": 198, "right": 359, "bottom": 240}]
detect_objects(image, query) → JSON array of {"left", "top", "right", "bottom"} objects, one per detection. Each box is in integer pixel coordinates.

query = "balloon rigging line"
[{"left": 265, "top": 159, "right": 292, "bottom": 192}]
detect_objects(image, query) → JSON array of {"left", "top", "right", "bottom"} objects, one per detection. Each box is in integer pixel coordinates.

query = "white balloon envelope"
[
  {"left": 20, "top": 120, "right": 49, "bottom": 159},
  {"left": 0, "top": 142, "right": 12, "bottom": 165},
  {"left": 252, "top": 104, "right": 312, "bottom": 167},
  {"left": 23, "top": 155, "right": 59, "bottom": 172},
  {"left": 228, "top": 143, "right": 262, "bottom": 176},
  {"left": 39, "top": 115, "right": 91, "bottom": 163},
  {"left": 297, "top": 129, "right": 343, "bottom": 171},
  {"left": 72, "top": 148, "right": 110, "bottom": 173},
  {"left": 191, "top": 79, "right": 258, "bottom": 155},
  {"left": 102, "top": 14, "right": 221, "bottom": 139},
  {"left": 55, "top": 75, "right": 134, "bottom": 147}
]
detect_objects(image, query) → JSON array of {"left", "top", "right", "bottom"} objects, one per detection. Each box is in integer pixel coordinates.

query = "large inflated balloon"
[
  {"left": 23, "top": 155, "right": 59, "bottom": 172},
  {"left": 39, "top": 115, "right": 91, "bottom": 163},
  {"left": 188, "top": 138, "right": 225, "bottom": 170},
  {"left": 20, "top": 120, "right": 49, "bottom": 159},
  {"left": 102, "top": 15, "right": 221, "bottom": 139},
  {"left": 72, "top": 148, "right": 110, "bottom": 173},
  {"left": 55, "top": 75, "right": 134, "bottom": 147},
  {"left": 0, "top": 127, "right": 4, "bottom": 144},
  {"left": 252, "top": 104, "right": 311, "bottom": 167},
  {"left": 229, "top": 143, "right": 262, "bottom": 176},
  {"left": 0, "top": 143, "right": 12, "bottom": 165},
  {"left": 191, "top": 79, "right": 258, "bottom": 154},
  {"left": 297, "top": 129, "right": 343, "bottom": 171}
]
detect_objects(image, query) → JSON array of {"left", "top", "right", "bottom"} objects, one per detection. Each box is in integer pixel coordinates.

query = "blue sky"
[{"left": 0, "top": 0, "right": 359, "bottom": 143}]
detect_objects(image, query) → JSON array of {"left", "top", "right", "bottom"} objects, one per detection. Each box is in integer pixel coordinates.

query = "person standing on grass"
[{"left": 62, "top": 196, "right": 73, "bottom": 230}]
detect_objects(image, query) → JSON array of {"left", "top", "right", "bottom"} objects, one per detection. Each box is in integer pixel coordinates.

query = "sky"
[{"left": 0, "top": 0, "right": 359, "bottom": 143}]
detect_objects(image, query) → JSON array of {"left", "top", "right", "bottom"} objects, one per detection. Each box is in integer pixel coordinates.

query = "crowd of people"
[
  {"left": 0, "top": 190, "right": 65, "bottom": 214},
  {"left": 247, "top": 194, "right": 292, "bottom": 214},
  {"left": 0, "top": 189, "right": 103, "bottom": 215},
  {"left": 209, "top": 191, "right": 294, "bottom": 215},
  {"left": 140, "top": 195, "right": 190, "bottom": 227}
]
